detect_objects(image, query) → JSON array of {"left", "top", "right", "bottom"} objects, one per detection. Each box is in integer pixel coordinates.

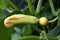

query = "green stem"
[
  {"left": 46, "top": 25, "right": 50, "bottom": 32},
  {"left": 49, "top": 0, "right": 57, "bottom": 16},
  {"left": 35, "top": 26, "right": 42, "bottom": 33},
  {"left": 27, "top": 0, "right": 35, "bottom": 15},
  {"left": 50, "top": 23, "right": 54, "bottom": 30},
  {"left": 32, "top": 25, "right": 41, "bottom": 33},
  {"left": 35, "top": 0, "right": 43, "bottom": 15},
  {"left": 42, "top": 26, "right": 46, "bottom": 32},
  {"left": 42, "top": 1, "right": 49, "bottom": 11},
  {"left": 7, "top": 0, "right": 19, "bottom": 10},
  {"left": 21, "top": 6, "right": 28, "bottom": 12},
  {"left": 57, "top": 9, "right": 60, "bottom": 25},
  {"left": 6, "top": 8, "right": 14, "bottom": 13},
  {"left": 48, "top": 16, "right": 58, "bottom": 23}
]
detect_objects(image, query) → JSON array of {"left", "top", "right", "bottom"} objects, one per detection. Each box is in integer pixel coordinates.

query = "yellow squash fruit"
[
  {"left": 4, "top": 14, "right": 38, "bottom": 28},
  {"left": 39, "top": 17, "right": 48, "bottom": 26}
]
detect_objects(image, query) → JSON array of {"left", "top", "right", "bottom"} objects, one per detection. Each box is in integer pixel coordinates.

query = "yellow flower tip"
[
  {"left": 39, "top": 17, "right": 48, "bottom": 26},
  {"left": 4, "top": 22, "right": 14, "bottom": 28},
  {"left": 4, "top": 14, "right": 24, "bottom": 28},
  {"left": 4, "top": 16, "right": 15, "bottom": 28}
]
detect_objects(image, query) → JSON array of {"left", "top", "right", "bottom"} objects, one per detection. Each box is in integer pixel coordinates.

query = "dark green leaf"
[
  {"left": 17, "top": 36, "right": 39, "bottom": 40},
  {"left": 0, "top": 0, "right": 6, "bottom": 9},
  {"left": 21, "top": 24, "right": 32, "bottom": 36},
  {"left": 58, "top": 9, "right": 60, "bottom": 25},
  {"left": 56, "top": 35, "right": 60, "bottom": 40},
  {"left": 0, "top": 20, "right": 14, "bottom": 40},
  {"left": 17, "top": 36, "right": 58, "bottom": 40},
  {"left": 0, "top": 10, "right": 5, "bottom": 23},
  {"left": 41, "top": 11, "right": 53, "bottom": 19},
  {"left": 47, "top": 25, "right": 60, "bottom": 37},
  {"left": 42, "top": 1, "right": 49, "bottom": 11}
]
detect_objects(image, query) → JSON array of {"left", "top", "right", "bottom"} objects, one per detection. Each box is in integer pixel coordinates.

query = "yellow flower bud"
[
  {"left": 39, "top": 17, "right": 48, "bottom": 26},
  {"left": 4, "top": 14, "right": 38, "bottom": 28}
]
